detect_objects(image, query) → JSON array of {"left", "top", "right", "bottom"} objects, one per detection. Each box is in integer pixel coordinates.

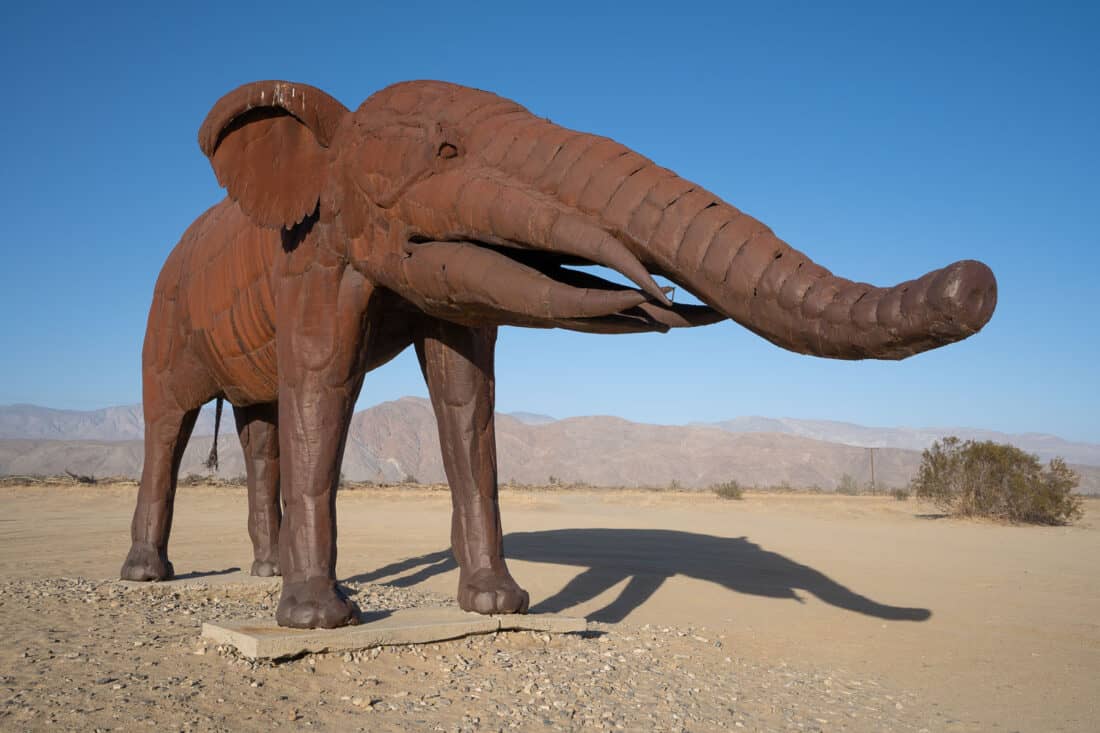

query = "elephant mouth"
[{"left": 398, "top": 236, "right": 724, "bottom": 334}]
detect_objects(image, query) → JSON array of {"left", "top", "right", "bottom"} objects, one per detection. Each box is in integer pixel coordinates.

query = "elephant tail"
[{"left": 204, "top": 397, "right": 224, "bottom": 472}]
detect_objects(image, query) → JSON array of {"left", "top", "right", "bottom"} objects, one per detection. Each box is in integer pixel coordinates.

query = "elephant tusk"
[
  {"left": 541, "top": 211, "right": 672, "bottom": 307},
  {"left": 545, "top": 265, "right": 725, "bottom": 330},
  {"left": 631, "top": 301, "right": 727, "bottom": 329},
  {"left": 399, "top": 241, "right": 651, "bottom": 321},
  {"left": 415, "top": 176, "right": 674, "bottom": 307},
  {"left": 544, "top": 304, "right": 722, "bottom": 334},
  {"left": 547, "top": 314, "right": 673, "bottom": 334}
]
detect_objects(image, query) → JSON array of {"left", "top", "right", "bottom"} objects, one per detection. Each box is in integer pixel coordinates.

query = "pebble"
[{"left": 0, "top": 575, "right": 934, "bottom": 732}]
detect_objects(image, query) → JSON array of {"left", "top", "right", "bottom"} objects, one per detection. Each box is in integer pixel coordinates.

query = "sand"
[{"left": 1, "top": 482, "right": 1097, "bottom": 731}]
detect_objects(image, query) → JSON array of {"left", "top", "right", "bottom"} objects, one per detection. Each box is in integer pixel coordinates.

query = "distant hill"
[
  {"left": 0, "top": 403, "right": 555, "bottom": 440},
  {"left": 0, "top": 404, "right": 217, "bottom": 442},
  {"left": 1, "top": 398, "right": 1097, "bottom": 493},
  {"left": 696, "top": 417, "right": 1100, "bottom": 466}
]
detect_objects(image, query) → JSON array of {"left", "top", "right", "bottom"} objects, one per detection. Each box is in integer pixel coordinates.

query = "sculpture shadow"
[
  {"left": 346, "top": 529, "right": 931, "bottom": 624},
  {"left": 173, "top": 566, "right": 241, "bottom": 580}
]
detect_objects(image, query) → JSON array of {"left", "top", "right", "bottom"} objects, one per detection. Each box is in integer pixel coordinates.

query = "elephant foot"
[
  {"left": 458, "top": 567, "right": 530, "bottom": 615},
  {"left": 276, "top": 577, "right": 359, "bottom": 629},
  {"left": 250, "top": 559, "right": 281, "bottom": 577},
  {"left": 120, "top": 542, "right": 174, "bottom": 582}
]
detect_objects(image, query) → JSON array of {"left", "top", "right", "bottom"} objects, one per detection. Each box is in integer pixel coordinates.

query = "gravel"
[{"left": 0, "top": 576, "right": 936, "bottom": 732}]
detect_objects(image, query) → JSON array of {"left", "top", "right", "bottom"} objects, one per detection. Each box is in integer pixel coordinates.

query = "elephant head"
[{"left": 199, "top": 79, "right": 995, "bottom": 358}]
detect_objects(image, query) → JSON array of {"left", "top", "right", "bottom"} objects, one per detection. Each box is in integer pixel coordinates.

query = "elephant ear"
[{"left": 198, "top": 80, "right": 350, "bottom": 229}]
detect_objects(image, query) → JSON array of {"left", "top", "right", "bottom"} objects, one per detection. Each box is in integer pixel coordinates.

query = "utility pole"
[{"left": 869, "top": 447, "right": 876, "bottom": 495}]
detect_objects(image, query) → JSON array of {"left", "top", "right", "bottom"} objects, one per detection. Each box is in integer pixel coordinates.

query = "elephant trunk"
[
  {"left": 496, "top": 126, "right": 996, "bottom": 359},
  {"left": 608, "top": 173, "right": 997, "bottom": 359}
]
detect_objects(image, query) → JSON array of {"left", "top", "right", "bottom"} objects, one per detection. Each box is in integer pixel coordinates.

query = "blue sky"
[{"left": 1, "top": 2, "right": 1097, "bottom": 441}]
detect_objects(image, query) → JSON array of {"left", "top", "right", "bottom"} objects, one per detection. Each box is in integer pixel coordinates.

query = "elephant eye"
[{"left": 438, "top": 142, "right": 459, "bottom": 159}]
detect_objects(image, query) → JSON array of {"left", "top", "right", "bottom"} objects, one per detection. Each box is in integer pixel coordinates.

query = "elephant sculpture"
[{"left": 121, "top": 80, "right": 996, "bottom": 628}]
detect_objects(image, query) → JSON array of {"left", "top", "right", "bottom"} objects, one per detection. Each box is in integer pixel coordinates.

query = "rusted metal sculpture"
[{"left": 121, "top": 80, "right": 997, "bottom": 628}]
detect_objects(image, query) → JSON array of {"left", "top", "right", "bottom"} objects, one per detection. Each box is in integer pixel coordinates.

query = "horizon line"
[{"left": 1, "top": 396, "right": 1096, "bottom": 447}]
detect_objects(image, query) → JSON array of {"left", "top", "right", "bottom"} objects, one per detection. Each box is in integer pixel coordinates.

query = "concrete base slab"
[
  {"left": 117, "top": 569, "right": 280, "bottom": 591},
  {"left": 202, "top": 607, "right": 588, "bottom": 659}
]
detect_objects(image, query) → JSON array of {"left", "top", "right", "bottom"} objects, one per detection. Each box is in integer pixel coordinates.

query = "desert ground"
[{"left": 1, "top": 482, "right": 1097, "bottom": 731}]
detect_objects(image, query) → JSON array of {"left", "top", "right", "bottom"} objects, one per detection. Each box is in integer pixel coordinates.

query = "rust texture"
[{"left": 121, "top": 80, "right": 997, "bottom": 628}]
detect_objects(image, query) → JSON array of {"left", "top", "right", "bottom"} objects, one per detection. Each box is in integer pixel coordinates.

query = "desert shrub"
[
  {"left": 836, "top": 473, "right": 860, "bottom": 495},
  {"left": 911, "top": 437, "right": 1082, "bottom": 525},
  {"left": 712, "top": 480, "right": 744, "bottom": 500},
  {"left": 891, "top": 488, "right": 910, "bottom": 501},
  {"left": 403, "top": 473, "right": 419, "bottom": 484}
]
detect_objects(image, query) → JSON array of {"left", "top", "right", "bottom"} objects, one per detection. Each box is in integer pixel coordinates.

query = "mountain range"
[
  {"left": 1, "top": 399, "right": 1097, "bottom": 492},
  {"left": 696, "top": 417, "right": 1100, "bottom": 466}
]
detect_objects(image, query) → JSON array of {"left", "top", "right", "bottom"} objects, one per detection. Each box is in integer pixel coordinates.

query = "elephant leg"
[
  {"left": 121, "top": 383, "right": 202, "bottom": 581},
  {"left": 273, "top": 266, "right": 371, "bottom": 629},
  {"left": 416, "top": 320, "right": 529, "bottom": 615},
  {"left": 233, "top": 402, "right": 281, "bottom": 577},
  {"left": 275, "top": 373, "right": 361, "bottom": 627}
]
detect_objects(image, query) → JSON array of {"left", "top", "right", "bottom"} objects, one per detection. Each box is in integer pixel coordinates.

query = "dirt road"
[{"left": 1, "top": 483, "right": 1096, "bottom": 731}]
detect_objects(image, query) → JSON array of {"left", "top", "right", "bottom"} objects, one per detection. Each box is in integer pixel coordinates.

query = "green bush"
[
  {"left": 712, "top": 480, "right": 744, "bottom": 500},
  {"left": 911, "top": 437, "right": 1082, "bottom": 525},
  {"left": 891, "top": 488, "right": 910, "bottom": 501}
]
